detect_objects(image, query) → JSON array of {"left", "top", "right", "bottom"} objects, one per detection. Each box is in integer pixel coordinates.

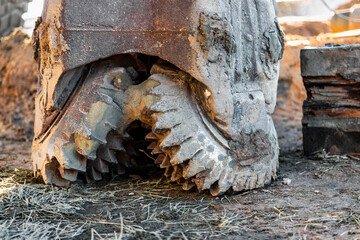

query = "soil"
[
  {"left": 0, "top": 29, "right": 37, "bottom": 170},
  {"left": 0, "top": 27, "right": 360, "bottom": 239},
  {"left": 279, "top": 18, "right": 331, "bottom": 37},
  {"left": 1, "top": 152, "right": 360, "bottom": 239},
  {"left": 337, "top": 0, "right": 360, "bottom": 10}
]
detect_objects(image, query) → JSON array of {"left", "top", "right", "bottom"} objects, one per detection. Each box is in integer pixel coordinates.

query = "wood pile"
[{"left": 301, "top": 44, "right": 360, "bottom": 155}]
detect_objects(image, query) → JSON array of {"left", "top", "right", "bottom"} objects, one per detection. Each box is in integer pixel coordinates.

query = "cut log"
[{"left": 301, "top": 44, "right": 360, "bottom": 155}]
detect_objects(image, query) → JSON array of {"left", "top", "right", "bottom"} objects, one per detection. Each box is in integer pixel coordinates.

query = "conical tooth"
[
  {"left": 126, "top": 144, "right": 139, "bottom": 157},
  {"left": 153, "top": 112, "right": 183, "bottom": 131},
  {"left": 160, "top": 124, "right": 197, "bottom": 149},
  {"left": 145, "top": 132, "right": 158, "bottom": 141},
  {"left": 214, "top": 172, "right": 233, "bottom": 196},
  {"left": 182, "top": 153, "right": 207, "bottom": 179},
  {"left": 160, "top": 156, "right": 171, "bottom": 168},
  {"left": 58, "top": 166, "right": 78, "bottom": 181},
  {"left": 150, "top": 96, "right": 181, "bottom": 113},
  {"left": 210, "top": 183, "right": 221, "bottom": 196},
  {"left": 171, "top": 165, "right": 183, "bottom": 182},
  {"left": 97, "top": 92, "right": 122, "bottom": 112},
  {"left": 83, "top": 102, "right": 122, "bottom": 143},
  {"left": 155, "top": 154, "right": 166, "bottom": 165},
  {"left": 201, "top": 164, "right": 224, "bottom": 190},
  {"left": 149, "top": 75, "right": 185, "bottom": 97},
  {"left": 56, "top": 143, "right": 87, "bottom": 172},
  {"left": 93, "top": 158, "right": 109, "bottom": 173},
  {"left": 182, "top": 180, "right": 195, "bottom": 191},
  {"left": 74, "top": 133, "right": 99, "bottom": 160},
  {"left": 112, "top": 164, "right": 126, "bottom": 176},
  {"left": 42, "top": 157, "right": 70, "bottom": 187},
  {"left": 164, "top": 166, "right": 173, "bottom": 177},
  {"left": 107, "top": 135, "right": 125, "bottom": 151},
  {"left": 87, "top": 163, "right": 102, "bottom": 181},
  {"left": 98, "top": 146, "right": 118, "bottom": 164},
  {"left": 122, "top": 132, "right": 132, "bottom": 140},
  {"left": 151, "top": 145, "right": 163, "bottom": 155},
  {"left": 192, "top": 169, "right": 211, "bottom": 191},
  {"left": 149, "top": 62, "right": 179, "bottom": 75},
  {"left": 84, "top": 173, "right": 95, "bottom": 183},
  {"left": 147, "top": 141, "right": 157, "bottom": 150},
  {"left": 170, "top": 140, "right": 202, "bottom": 165},
  {"left": 116, "top": 152, "right": 132, "bottom": 168}
]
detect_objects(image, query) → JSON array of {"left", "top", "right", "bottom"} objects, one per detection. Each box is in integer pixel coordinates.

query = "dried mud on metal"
[{"left": 1, "top": 16, "right": 360, "bottom": 240}]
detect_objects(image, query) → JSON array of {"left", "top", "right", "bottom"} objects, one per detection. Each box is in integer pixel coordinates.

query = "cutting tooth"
[
  {"left": 122, "top": 132, "right": 132, "bottom": 140},
  {"left": 182, "top": 180, "right": 195, "bottom": 191},
  {"left": 116, "top": 152, "right": 132, "bottom": 167},
  {"left": 98, "top": 145, "right": 118, "bottom": 164},
  {"left": 160, "top": 155, "right": 171, "bottom": 168},
  {"left": 147, "top": 141, "right": 157, "bottom": 150},
  {"left": 56, "top": 143, "right": 87, "bottom": 172},
  {"left": 171, "top": 165, "right": 182, "bottom": 182},
  {"left": 192, "top": 169, "right": 211, "bottom": 191},
  {"left": 150, "top": 96, "right": 181, "bottom": 113},
  {"left": 97, "top": 92, "right": 122, "bottom": 112},
  {"left": 74, "top": 133, "right": 99, "bottom": 160},
  {"left": 210, "top": 183, "right": 221, "bottom": 196},
  {"left": 126, "top": 144, "right": 139, "bottom": 157},
  {"left": 112, "top": 164, "right": 126, "bottom": 176},
  {"left": 149, "top": 74, "right": 187, "bottom": 97},
  {"left": 58, "top": 166, "right": 78, "bottom": 181},
  {"left": 182, "top": 153, "right": 207, "bottom": 179},
  {"left": 170, "top": 140, "right": 202, "bottom": 165},
  {"left": 164, "top": 166, "right": 173, "bottom": 177},
  {"left": 93, "top": 158, "right": 109, "bottom": 173},
  {"left": 153, "top": 111, "right": 183, "bottom": 131},
  {"left": 201, "top": 165, "right": 224, "bottom": 190},
  {"left": 155, "top": 154, "right": 166, "bottom": 165},
  {"left": 149, "top": 62, "right": 179, "bottom": 75},
  {"left": 151, "top": 145, "right": 163, "bottom": 155},
  {"left": 160, "top": 125, "right": 197, "bottom": 149},
  {"left": 213, "top": 172, "right": 233, "bottom": 196},
  {"left": 42, "top": 157, "right": 70, "bottom": 187},
  {"left": 87, "top": 162, "right": 102, "bottom": 181},
  {"left": 83, "top": 102, "right": 122, "bottom": 143},
  {"left": 107, "top": 135, "right": 125, "bottom": 151},
  {"left": 145, "top": 132, "right": 159, "bottom": 141}
]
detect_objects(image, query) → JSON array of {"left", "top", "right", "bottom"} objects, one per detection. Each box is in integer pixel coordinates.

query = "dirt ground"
[
  {"left": 1, "top": 26, "right": 360, "bottom": 239},
  {"left": 1, "top": 152, "right": 360, "bottom": 239},
  {"left": 0, "top": 29, "right": 37, "bottom": 171}
]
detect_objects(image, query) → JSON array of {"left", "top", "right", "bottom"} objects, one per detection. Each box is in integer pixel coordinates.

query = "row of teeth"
[{"left": 145, "top": 131, "right": 196, "bottom": 191}]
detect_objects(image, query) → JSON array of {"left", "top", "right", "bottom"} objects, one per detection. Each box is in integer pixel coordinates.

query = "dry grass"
[
  {"left": 1, "top": 153, "right": 360, "bottom": 239},
  {"left": 0, "top": 169, "right": 258, "bottom": 239},
  {"left": 0, "top": 169, "right": 85, "bottom": 239}
]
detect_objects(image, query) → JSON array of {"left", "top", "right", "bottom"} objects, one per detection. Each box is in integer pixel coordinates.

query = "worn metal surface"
[
  {"left": 301, "top": 44, "right": 360, "bottom": 155},
  {"left": 32, "top": 0, "right": 284, "bottom": 195},
  {"left": 33, "top": 0, "right": 284, "bottom": 140}
]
